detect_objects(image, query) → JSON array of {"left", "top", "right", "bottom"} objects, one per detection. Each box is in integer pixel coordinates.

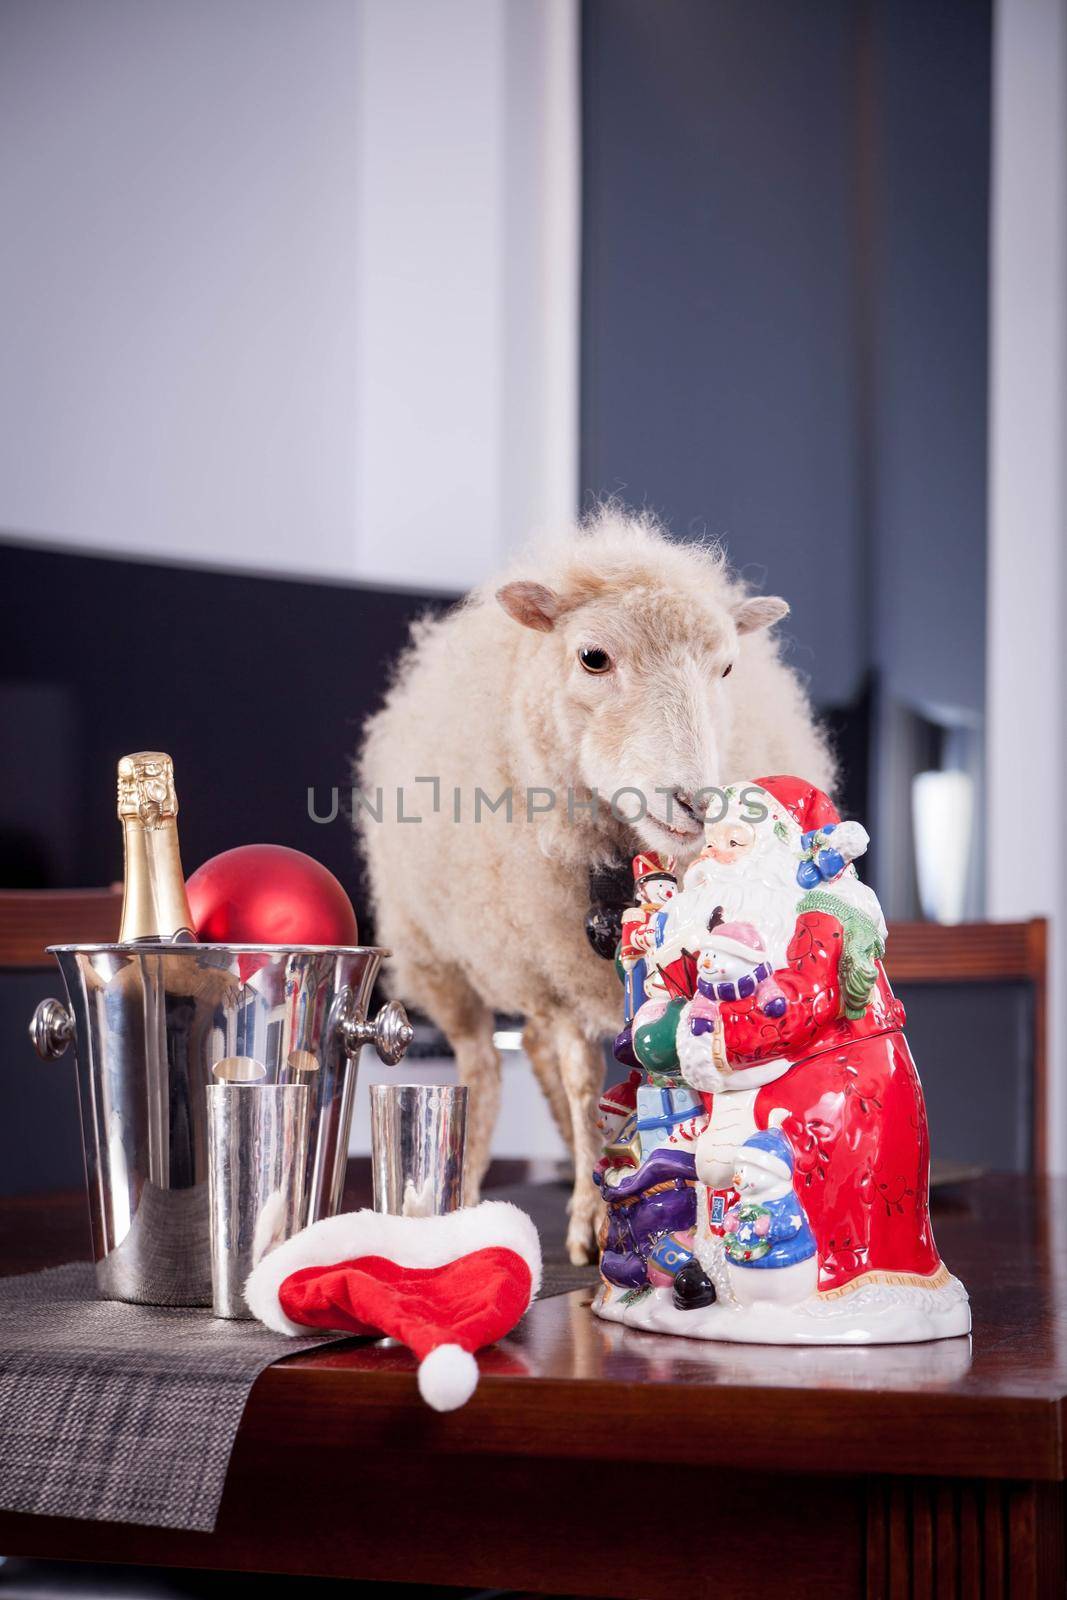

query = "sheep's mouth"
[{"left": 645, "top": 808, "right": 703, "bottom": 842}]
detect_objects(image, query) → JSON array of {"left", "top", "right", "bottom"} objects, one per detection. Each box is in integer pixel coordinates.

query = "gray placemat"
[
  {"left": 0, "top": 1262, "right": 341, "bottom": 1533},
  {"left": 0, "top": 1190, "right": 588, "bottom": 1534},
  {"left": 538, "top": 1257, "right": 599, "bottom": 1299}
]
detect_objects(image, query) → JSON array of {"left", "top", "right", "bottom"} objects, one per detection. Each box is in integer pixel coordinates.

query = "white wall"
[
  {"left": 987, "top": 0, "right": 1067, "bottom": 1170},
  {"left": 354, "top": 0, "right": 579, "bottom": 588},
  {"left": 0, "top": 0, "right": 579, "bottom": 588}
]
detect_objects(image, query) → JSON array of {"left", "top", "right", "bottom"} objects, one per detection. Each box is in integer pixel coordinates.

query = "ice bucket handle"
[
  {"left": 339, "top": 998, "right": 413, "bottom": 1066},
  {"left": 30, "top": 998, "right": 74, "bottom": 1060},
  {"left": 31, "top": 989, "right": 414, "bottom": 1064}
]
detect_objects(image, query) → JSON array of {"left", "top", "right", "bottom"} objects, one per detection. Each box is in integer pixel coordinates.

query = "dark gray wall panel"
[
  {"left": 581, "top": 0, "right": 990, "bottom": 726},
  {"left": 868, "top": 0, "right": 990, "bottom": 719},
  {"left": 582, "top": 0, "right": 865, "bottom": 707}
]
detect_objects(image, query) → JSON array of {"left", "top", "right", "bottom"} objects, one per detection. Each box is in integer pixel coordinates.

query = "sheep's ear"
[
  {"left": 496, "top": 581, "right": 563, "bottom": 633},
  {"left": 734, "top": 595, "right": 790, "bottom": 634}
]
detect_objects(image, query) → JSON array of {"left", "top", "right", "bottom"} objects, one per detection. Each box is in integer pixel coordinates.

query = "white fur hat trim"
[{"left": 245, "top": 1199, "right": 543, "bottom": 1336}]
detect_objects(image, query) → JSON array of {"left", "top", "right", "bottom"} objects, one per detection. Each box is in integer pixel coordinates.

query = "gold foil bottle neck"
[
  {"left": 116, "top": 751, "right": 197, "bottom": 942},
  {"left": 117, "top": 751, "right": 179, "bottom": 829}
]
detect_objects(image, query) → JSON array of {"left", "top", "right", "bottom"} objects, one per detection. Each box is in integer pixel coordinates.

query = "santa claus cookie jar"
[{"left": 593, "top": 775, "right": 971, "bottom": 1345}]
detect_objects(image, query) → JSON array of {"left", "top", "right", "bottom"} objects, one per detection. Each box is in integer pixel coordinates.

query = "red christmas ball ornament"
[{"left": 187, "top": 845, "right": 359, "bottom": 946}]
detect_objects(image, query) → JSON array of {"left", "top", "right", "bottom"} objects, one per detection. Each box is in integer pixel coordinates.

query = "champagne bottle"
[{"left": 116, "top": 752, "right": 198, "bottom": 943}]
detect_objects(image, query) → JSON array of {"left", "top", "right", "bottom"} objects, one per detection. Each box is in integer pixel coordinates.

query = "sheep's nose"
[{"left": 672, "top": 788, "right": 704, "bottom": 822}]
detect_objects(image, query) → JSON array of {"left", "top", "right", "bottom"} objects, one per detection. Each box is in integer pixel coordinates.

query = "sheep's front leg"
[
  {"left": 555, "top": 1019, "right": 606, "bottom": 1265},
  {"left": 523, "top": 1016, "right": 574, "bottom": 1151}
]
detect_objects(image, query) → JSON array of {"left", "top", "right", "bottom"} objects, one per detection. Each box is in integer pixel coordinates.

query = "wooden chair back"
[{"left": 0, "top": 888, "right": 122, "bottom": 968}]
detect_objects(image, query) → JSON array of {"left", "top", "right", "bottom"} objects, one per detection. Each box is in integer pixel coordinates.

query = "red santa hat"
[
  {"left": 753, "top": 775, "right": 841, "bottom": 834},
  {"left": 244, "top": 1201, "right": 541, "bottom": 1412},
  {"left": 632, "top": 851, "right": 676, "bottom": 886}
]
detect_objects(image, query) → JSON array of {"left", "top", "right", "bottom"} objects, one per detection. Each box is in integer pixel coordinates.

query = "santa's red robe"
[{"left": 700, "top": 910, "right": 941, "bottom": 1293}]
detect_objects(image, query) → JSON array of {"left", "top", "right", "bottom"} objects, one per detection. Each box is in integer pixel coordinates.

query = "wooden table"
[{"left": 0, "top": 1172, "right": 1063, "bottom": 1599}]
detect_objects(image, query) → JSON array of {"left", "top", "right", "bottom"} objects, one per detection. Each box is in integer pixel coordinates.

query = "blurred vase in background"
[{"left": 912, "top": 770, "right": 975, "bottom": 925}]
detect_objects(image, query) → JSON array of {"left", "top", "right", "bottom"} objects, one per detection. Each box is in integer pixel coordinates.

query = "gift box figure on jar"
[{"left": 593, "top": 775, "right": 971, "bottom": 1345}]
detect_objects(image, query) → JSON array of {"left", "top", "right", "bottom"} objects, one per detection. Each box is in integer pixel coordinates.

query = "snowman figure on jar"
[
  {"left": 686, "top": 913, "right": 786, "bottom": 1039},
  {"left": 723, "top": 1120, "right": 817, "bottom": 1308}
]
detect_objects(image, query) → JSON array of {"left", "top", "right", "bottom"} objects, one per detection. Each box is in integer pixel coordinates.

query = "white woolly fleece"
[{"left": 244, "top": 1200, "right": 543, "bottom": 1337}]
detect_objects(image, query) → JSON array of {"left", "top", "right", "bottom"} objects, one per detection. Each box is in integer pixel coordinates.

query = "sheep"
[{"left": 356, "top": 507, "right": 834, "bottom": 1263}]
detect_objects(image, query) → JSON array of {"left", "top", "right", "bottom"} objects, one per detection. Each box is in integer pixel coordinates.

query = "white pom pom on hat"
[{"left": 417, "top": 1344, "right": 481, "bottom": 1412}]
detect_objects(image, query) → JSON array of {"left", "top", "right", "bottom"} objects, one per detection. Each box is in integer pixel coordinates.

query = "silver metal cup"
[
  {"left": 369, "top": 1082, "right": 468, "bottom": 1216},
  {"left": 30, "top": 943, "right": 413, "bottom": 1305},
  {"left": 207, "top": 1081, "right": 309, "bottom": 1319}
]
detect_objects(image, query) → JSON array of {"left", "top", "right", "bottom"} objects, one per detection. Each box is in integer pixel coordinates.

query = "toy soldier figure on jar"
[{"left": 619, "top": 853, "right": 677, "bottom": 1004}]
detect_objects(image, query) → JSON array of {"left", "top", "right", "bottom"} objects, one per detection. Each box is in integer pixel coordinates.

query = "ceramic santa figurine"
[{"left": 593, "top": 775, "right": 971, "bottom": 1346}]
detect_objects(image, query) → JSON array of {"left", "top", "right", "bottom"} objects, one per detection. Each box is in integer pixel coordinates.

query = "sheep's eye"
[
  {"left": 579, "top": 647, "right": 612, "bottom": 675},
  {"left": 722, "top": 662, "right": 733, "bottom": 678}
]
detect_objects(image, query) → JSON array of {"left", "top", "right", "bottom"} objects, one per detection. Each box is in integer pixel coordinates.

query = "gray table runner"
[
  {"left": 0, "top": 1186, "right": 591, "bottom": 1535},
  {"left": 0, "top": 1262, "right": 340, "bottom": 1533}
]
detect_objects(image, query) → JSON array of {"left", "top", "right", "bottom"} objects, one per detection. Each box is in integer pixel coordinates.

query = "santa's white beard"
[
  {"left": 663, "top": 843, "right": 803, "bottom": 971},
  {"left": 667, "top": 848, "right": 889, "bottom": 983}
]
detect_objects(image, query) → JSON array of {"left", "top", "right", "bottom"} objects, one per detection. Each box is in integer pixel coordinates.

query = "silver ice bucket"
[{"left": 30, "top": 943, "right": 412, "bottom": 1306}]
